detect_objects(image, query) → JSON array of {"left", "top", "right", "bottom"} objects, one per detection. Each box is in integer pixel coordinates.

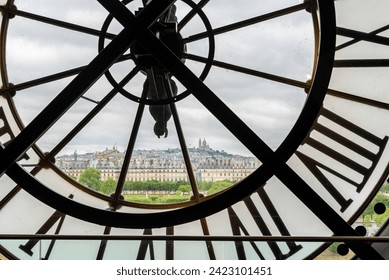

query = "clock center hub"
[
  {"left": 131, "top": 19, "right": 186, "bottom": 72},
  {"left": 98, "top": 1, "right": 214, "bottom": 107}
]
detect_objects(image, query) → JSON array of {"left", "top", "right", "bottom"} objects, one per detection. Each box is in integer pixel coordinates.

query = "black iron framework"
[
  {"left": 0, "top": 0, "right": 388, "bottom": 260},
  {"left": 0, "top": 0, "right": 337, "bottom": 229}
]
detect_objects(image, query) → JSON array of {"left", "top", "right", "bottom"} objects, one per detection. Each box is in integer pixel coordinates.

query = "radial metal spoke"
[
  {"left": 0, "top": 185, "right": 20, "bottom": 210},
  {"left": 0, "top": 66, "right": 85, "bottom": 95},
  {"left": 183, "top": 2, "right": 312, "bottom": 43},
  {"left": 80, "top": 96, "right": 99, "bottom": 105},
  {"left": 45, "top": 67, "right": 140, "bottom": 161},
  {"left": 163, "top": 73, "right": 201, "bottom": 202},
  {"left": 0, "top": 54, "right": 133, "bottom": 95},
  {"left": 112, "top": 102, "right": 144, "bottom": 203},
  {"left": 184, "top": 53, "right": 308, "bottom": 90},
  {"left": 178, "top": 0, "right": 210, "bottom": 31},
  {"left": 0, "top": 5, "right": 116, "bottom": 39},
  {"left": 111, "top": 79, "right": 146, "bottom": 208}
]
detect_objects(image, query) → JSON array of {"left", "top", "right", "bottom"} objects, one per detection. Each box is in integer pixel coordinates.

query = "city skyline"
[
  {"left": 56, "top": 137, "right": 260, "bottom": 183},
  {"left": 57, "top": 137, "right": 240, "bottom": 157}
]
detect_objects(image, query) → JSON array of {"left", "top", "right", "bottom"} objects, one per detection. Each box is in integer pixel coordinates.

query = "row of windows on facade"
[
  {"left": 65, "top": 168, "right": 254, "bottom": 175},
  {"left": 59, "top": 160, "right": 258, "bottom": 169},
  {"left": 65, "top": 168, "right": 254, "bottom": 182}
]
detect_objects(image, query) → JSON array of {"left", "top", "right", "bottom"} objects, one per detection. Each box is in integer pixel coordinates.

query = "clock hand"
[
  {"left": 133, "top": 1, "right": 179, "bottom": 138},
  {"left": 145, "top": 68, "right": 177, "bottom": 138}
]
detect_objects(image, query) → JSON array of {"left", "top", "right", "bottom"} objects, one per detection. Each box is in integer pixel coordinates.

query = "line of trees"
[
  {"left": 78, "top": 168, "right": 236, "bottom": 195},
  {"left": 78, "top": 169, "right": 389, "bottom": 225}
]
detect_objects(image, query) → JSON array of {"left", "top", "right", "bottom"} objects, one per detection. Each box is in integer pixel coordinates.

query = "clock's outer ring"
[{"left": 2, "top": 0, "right": 336, "bottom": 228}]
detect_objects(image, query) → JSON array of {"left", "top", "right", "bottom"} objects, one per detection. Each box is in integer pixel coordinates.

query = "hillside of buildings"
[{"left": 55, "top": 138, "right": 260, "bottom": 183}]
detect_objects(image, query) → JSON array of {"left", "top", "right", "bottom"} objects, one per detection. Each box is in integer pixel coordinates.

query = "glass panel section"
[
  {"left": 1, "top": 0, "right": 387, "bottom": 260},
  {"left": 5, "top": 0, "right": 316, "bottom": 203}
]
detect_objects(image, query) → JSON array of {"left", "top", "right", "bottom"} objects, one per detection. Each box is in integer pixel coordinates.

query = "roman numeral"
[
  {"left": 199, "top": 218, "right": 216, "bottom": 260},
  {"left": 326, "top": 89, "right": 389, "bottom": 111},
  {"left": 136, "top": 227, "right": 174, "bottom": 260},
  {"left": 336, "top": 26, "right": 389, "bottom": 51},
  {"left": 19, "top": 211, "right": 66, "bottom": 258},
  {"left": 335, "top": 26, "right": 389, "bottom": 67},
  {"left": 96, "top": 226, "right": 112, "bottom": 260},
  {"left": 296, "top": 108, "right": 388, "bottom": 212},
  {"left": 18, "top": 194, "right": 73, "bottom": 259},
  {"left": 0, "top": 107, "right": 15, "bottom": 146},
  {"left": 137, "top": 228, "right": 155, "bottom": 260},
  {"left": 334, "top": 59, "right": 389, "bottom": 68},
  {"left": 165, "top": 226, "right": 174, "bottom": 260},
  {"left": 228, "top": 188, "right": 302, "bottom": 260},
  {"left": 0, "top": 106, "right": 29, "bottom": 160}
]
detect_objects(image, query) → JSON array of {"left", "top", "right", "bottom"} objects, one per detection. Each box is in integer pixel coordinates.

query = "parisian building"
[{"left": 55, "top": 139, "right": 260, "bottom": 183}]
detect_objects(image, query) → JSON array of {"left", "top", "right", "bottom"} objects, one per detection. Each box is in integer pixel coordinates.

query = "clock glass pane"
[
  {"left": 5, "top": 0, "right": 314, "bottom": 205},
  {"left": 1, "top": 0, "right": 388, "bottom": 260}
]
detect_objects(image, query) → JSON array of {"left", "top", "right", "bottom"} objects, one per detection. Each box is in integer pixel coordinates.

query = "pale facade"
[{"left": 56, "top": 141, "right": 260, "bottom": 183}]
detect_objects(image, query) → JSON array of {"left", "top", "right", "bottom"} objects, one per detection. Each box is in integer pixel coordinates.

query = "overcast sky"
[{"left": 7, "top": 0, "right": 313, "bottom": 157}]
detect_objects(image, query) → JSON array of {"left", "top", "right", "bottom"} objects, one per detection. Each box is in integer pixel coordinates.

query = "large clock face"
[{"left": 0, "top": 0, "right": 388, "bottom": 260}]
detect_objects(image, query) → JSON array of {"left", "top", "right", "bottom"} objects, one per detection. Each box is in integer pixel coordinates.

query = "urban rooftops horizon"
[
  {"left": 55, "top": 138, "right": 260, "bottom": 183},
  {"left": 56, "top": 138, "right": 249, "bottom": 159}
]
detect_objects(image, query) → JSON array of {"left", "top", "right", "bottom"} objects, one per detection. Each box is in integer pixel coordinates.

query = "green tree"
[
  {"left": 375, "top": 208, "right": 389, "bottom": 227},
  {"left": 361, "top": 193, "right": 389, "bottom": 227},
  {"left": 381, "top": 183, "right": 389, "bottom": 194},
  {"left": 79, "top": 168, "right": 101, "bottom": 191},
  {"left": 207, "top": 180, "right": 235, "bottom": 195},
  {"left": 197, "top": 181, "right": 213, "bottom": 191},
  {"left": 328, "top": 242, "right": 339, "bottom": 254},
  {"left": 100, "top": 177, "right": 117, "bottom": 194},
  {"left": 123, "top": 180, "right": 185, "bottom": 193},
  {"left": 177, "top": 184, "right": 191, "bottom": 194}
]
